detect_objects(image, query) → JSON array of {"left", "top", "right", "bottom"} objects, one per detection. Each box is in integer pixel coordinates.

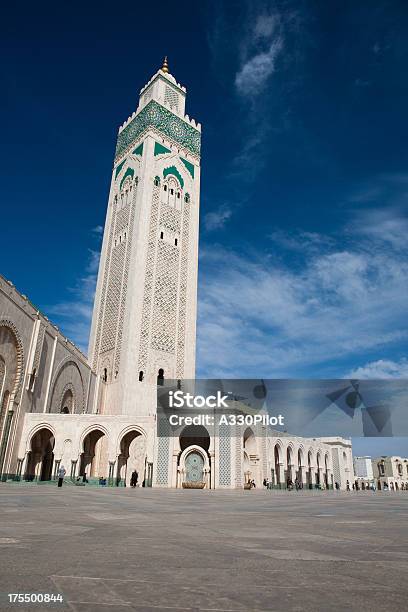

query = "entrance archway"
[
  {"left": 178, "top": 426, "right": 210, "bottom": 488},
  {"left": 116, "top": 430, "right": 146, "bottom": 486},
  {"left": 79, "top": 429, "right": 108, "bottom": 479},
  {"left": 26, "top": 428, "right": 55, "bottom": 481},
  {"left": 243, "top": 428, "right": 258, "bottom": 486}
]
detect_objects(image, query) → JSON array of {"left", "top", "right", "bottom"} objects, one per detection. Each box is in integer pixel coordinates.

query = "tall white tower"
[{"left": 89, "top": 58, "right": 201, "bottom": 416}]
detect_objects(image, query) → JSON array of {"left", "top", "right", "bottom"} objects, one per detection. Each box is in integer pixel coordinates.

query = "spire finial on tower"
[{"left": 161, "top": 56, "right": 169, "bottom": 74}]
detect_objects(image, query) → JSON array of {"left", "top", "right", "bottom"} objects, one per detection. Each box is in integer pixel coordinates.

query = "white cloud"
[
  {"left": 350, "top": 208, "right": 408, "bottom": 251},
  {"left": 236, "top": 37, "right": 283, "bottom": 96},
  {"left": 347, "top": 358, "right": 408, "bottom": 379},
  {"left": 254, "top": 14, "right": 278, "bottom": 40},
  {"left": 204, "top": 206, "right": 232, "bottom": 231},
  {"left": 269, "top": 229, "right": 334, "bottom": 253},
  {"left": 197, "top": 217, "right": 408, "bottom": 377},
  {"left": 92, "top": 225, "right": 104, "bottom": 236}
]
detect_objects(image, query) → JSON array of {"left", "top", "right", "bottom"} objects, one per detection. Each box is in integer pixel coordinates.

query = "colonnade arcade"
[
  {"left": 271, "top": 442, "right": 333, "bottom": 489},
  {"left": 21, "top": 425, "right": 148, "bottom": 486}
]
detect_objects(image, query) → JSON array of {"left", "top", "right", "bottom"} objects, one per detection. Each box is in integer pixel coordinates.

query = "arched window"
[
  {"left": 61, "top": 406, "right": 69, "bottom": 414},
  {"left": 184, "top": 193, "right": 190, "bottom": 203},
  {"left": 154, "top": 176, "right": 160, "bottom": 187},
  {"left": 164, "top": 184, "right": 167, "bottom": 192},
  {"left": 103, "top": 368, "right": 108, "bottom": 383},
  {"left": 139, "top": 371, "right": 144, "bottom": 382},
  {"left": 157, "top": 368, "right": 164, "bottom": 386}
]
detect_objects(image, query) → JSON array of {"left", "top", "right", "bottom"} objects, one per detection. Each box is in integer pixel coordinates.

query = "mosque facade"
[{"left": 0, "top": 60, "right": 354, "bottom": 489}]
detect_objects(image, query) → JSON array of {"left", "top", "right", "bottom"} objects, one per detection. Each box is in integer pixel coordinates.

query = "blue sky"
[{"left": 2, "top": 1, "right": 408, "bottom": 453}]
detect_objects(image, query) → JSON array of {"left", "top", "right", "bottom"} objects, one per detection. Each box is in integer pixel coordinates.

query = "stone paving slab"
[{"left": 0, "top": 485, "right": 407, "bottom": 611}]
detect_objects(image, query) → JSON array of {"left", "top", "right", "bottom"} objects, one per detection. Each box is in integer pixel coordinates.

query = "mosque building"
[{"left": 0, "top": 59, "right": 353, "bottom": 489}]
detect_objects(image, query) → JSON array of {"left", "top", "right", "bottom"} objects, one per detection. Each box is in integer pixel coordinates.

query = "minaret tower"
[{"left": 89, "top": 58, "right": 201, "bottom": 415}]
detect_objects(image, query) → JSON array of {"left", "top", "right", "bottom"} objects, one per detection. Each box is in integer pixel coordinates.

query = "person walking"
[
  {"left": 57, "top": 465, "right": 66, "bottom": 488},
  {"left": 130, "top": 469, "right": 138, "bottom": 488}
]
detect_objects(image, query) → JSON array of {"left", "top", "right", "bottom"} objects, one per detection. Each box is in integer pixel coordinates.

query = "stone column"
[
  {"left": 53, "top": 459, "right": 61, "bottom": 481},
  {"left": 108, "top": 461, "right": 115, "bottom": 486},
  {"left": 71, "top": 459, "right": 78, "bottom": 480},
  {"left": 278, "top": 464, "right": 285, "bottom": 488},
  {"left": 299, "top": 466, "right": 307, "bottom": 487},
  {"left": 16, "top": 458, "right": 24, "bottom": 480}
]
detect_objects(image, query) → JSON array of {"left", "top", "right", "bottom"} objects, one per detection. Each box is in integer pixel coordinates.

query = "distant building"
[
  {"left": 353, "top": 456, "right": 374, "bottom": 480},
  {"left": 372, "top": 456, "right": 408, "bottom": 490}
]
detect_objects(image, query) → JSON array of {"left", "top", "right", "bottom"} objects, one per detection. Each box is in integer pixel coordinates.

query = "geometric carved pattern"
[
  {"left": 94, "top": 180, "right": 137, "bottom": 372},
  {"left": 332, "top": 448, "right": 341, "bottom": 484},
  {"left": 92, "top": 198, "right": 116, "bottom": 370},
  {"left": 176, "top": 200, "right": 190, "bottom": 378},
  {"left": 218, "top": 422, "right": 231, "bottom": 486},
  {"left": 31, "top": 323, "right": 45, "bottom": 374},
  {"left": 235, "top": 427, "right": 243, "bottom": 488},
  {"left": 100, "top": 240, "right": 126, "bottom": 353},
  {"left": 160, "top": 206, "right": 181, "bottom": 234},
  {"left": 114, "top": 189, "right": 137, "bottom": 374},
  {"left": 138, "top": 183, "right": 160, "bottom": 373},
  {"left": 164, "top": 85, "right": 179, "bottom": 113},
  {"left": 0, "top": 319, "right": 24, "bottom": 401},
  {"left": 155, "top": 418, "right": 170, "bottom": 485},
  {"left": 151, "top": 241, "right": 179, "bottom": 353},
  {"left": 115, "top": 100, "right": 201, "bottom": 161}
]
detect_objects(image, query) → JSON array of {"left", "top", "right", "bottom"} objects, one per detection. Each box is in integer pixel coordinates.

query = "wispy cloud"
[
  {"left": 92, "top": 225, "right": 104, "bottom": 236},
  {"left": 204, "top": 205, "right": 232, "bottom": 231},
  {"left": 207, "top": 3, "right": 296, "bottom": 183},
  {"left": 235, "top": 36, "right": 283, "bottom": 97},
  {"left": 269, "top": 229, "right": 335, "bottom": 254}
]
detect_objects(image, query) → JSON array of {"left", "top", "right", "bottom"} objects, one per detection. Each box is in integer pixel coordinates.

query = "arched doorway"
[
  {"left": 307, "top": 451, "right": 313, "bottom": 488},
  {"left": 297, "top": 448, "right": 304, "bottom": 485},
  {"left": 316, "top": 452, "right": 322, "bottom": 486},
  {"left": 26, "top": 428, "right": 55, "bottom": 481},
  {"left": 274, "top": 444, "right": 282, "bottom": 488},
  {"left": 178, "top": 425, "right": 210, "bottom": 488},
  {"left": 286, "top": 446, "right": 294, "bottom": 485},
  {"left": 79, "top": 429, "right": 108, "bottom": 480},
  {"left": 116, "top": 430, "right": 146, "bottom": 486},
  {"left": 61, "top": 388, "right": 74, "bottom": 413},
  {"left": 243, "top": 428, "right": 259, "bottom": 486},
  {"left": 324, "top": 454, "right": 330, "bottom": 488}
]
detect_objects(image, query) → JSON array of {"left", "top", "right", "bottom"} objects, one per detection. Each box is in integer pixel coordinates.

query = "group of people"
[
  {"left": 56, "top": 465, "right": 140, "bottom": 488},
  {"left": 345, "top": 479, "right": 408, "bottom": 492},
  {"left": 262, "top": 477, "right": 305, "bottom": 490}
]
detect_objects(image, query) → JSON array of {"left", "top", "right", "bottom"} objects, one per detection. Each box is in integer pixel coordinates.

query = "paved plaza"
[{"left": 0, "top": 484, "right": 407, "bottom": 611}]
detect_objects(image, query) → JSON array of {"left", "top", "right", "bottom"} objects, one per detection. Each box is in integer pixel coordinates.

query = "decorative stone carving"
[{"left": 115, "top": 100, "right": 201, "bottom": 161}]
